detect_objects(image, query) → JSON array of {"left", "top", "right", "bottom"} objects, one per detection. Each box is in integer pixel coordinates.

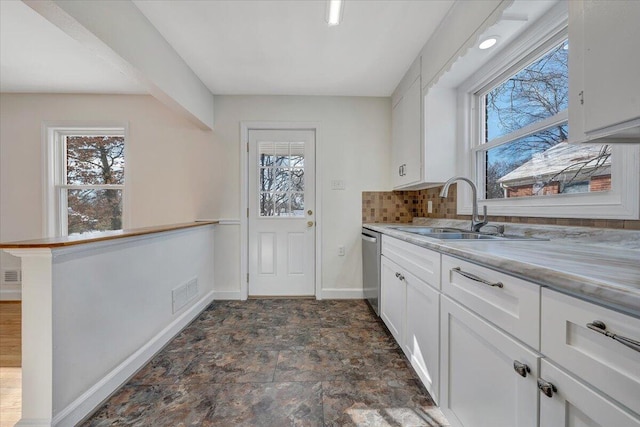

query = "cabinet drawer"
[
  {"left": 441, "top": 255, "right": 540, "bottom": 349},
  {"left": 541, "top": 288, "right": 640, "bottom": 415},
  {"left": 539, "top": 359, "right": 640, "bottom": 427},
  {"left": 382, "top": 235, "right": 440, "bottom": 290}
]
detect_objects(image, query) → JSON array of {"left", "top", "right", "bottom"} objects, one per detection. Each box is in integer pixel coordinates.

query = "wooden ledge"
[{"left": 0, "top": 221, "right": 218, "bottom": 249}]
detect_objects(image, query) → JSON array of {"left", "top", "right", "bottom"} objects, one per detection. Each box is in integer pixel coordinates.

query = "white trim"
[
  {"left": 240, "top": 121, "right": 322, "bottom": 301},
  {"left": 320, "top": 288, "right": 365, "bottom": 300},
  {"left": 42, "top": 122, "right": 130, "bottom": 237},
  {"left": 212, "top": 290, "right": 243, "bottom": 300},
  {"left": 455, "top": 4, "right": 640, "bottom": 220},
  {"left": 0, "top": 289, "right": 22, "bottom": 300},
  {"left": 51, "top": 290, "right": 215, "bottom": 427},
  {"left": 15, "top": 419, "right": 50, "bottom": 427},
  {"left": 217, "top": 219, "right": 241, "bottom": 226}
]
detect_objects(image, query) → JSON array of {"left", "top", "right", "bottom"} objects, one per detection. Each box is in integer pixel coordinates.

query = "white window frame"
[
  {"left": 455, "top": 8, "right": 639, "bottom": 220},
  {"left": 43, "top": 123, "right": 130, "bottom": 237}
]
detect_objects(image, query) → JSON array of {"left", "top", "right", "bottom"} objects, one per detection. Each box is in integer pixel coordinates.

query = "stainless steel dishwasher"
[{"left": 362, "top": 227, "right": 381, "bottom": 316}]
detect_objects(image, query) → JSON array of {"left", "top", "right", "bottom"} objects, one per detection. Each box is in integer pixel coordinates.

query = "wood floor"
[
  {"left": 0, "top": 302, "right": 21, "bottom": 367},
  {"left": 0, "top": 301, "right": 21, "bottom": 427}
]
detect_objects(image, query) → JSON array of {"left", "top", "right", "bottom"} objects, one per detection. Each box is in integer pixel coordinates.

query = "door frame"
[{"left": 240, "top": 121, "right": 322, "bottom": 300}]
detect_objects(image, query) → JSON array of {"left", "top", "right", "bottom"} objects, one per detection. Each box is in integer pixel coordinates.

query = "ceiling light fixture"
[
  {"left": 478, "top": 36, "right": 499, "bottom": 50},
  {"left": 326, "top": 0, "right": 344, "bottom": 26}
]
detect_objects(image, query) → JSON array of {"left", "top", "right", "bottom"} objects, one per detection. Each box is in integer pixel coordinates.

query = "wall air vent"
[{"left": 2, "top": 269, "right": 21, "bottom": 284}]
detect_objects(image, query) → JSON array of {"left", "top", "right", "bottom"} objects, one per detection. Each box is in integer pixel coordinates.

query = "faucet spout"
[{"left": 440, "top": 176, "right": 488, "bottom": 232}]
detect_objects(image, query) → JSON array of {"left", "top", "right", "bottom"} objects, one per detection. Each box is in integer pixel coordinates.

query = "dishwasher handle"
[{"left": 361, "top": 234, "right": 378, "bottom": 243}]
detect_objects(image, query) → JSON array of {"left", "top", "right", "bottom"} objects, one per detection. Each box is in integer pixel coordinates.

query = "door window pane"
[{"left": 258, "top": 141, "right": 306, "bottom": 217}]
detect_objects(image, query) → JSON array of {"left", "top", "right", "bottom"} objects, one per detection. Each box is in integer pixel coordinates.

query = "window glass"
[
  {"left": 258, "top": 141, "right": 305, "bottom": 217},
  {"left": 478, "top": 39, "right": 612, "bottom": 200},
  {"left": 55, "top": 132, "right": 125, "bottom": 236},
  {"left": 484, "top": 41, "right": 568, "bottom": 142},
  {"left": 67, "top": 189, "right": 123, "bottom": 235},
  {"left": 66, "top": 136, "right": 125, "bottom": 185}
]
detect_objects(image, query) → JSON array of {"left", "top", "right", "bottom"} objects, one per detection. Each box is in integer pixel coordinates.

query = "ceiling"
[
  {"left": 1, "top": 0, "right": 454, "bottom": 97},
  {"left": 0, "top": 0, "right": 144, "bottom": 94}
]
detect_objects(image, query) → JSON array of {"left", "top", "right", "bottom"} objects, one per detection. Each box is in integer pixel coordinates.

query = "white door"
[{"left": 248, "top": 129, "right": 315, "bottom": 296}]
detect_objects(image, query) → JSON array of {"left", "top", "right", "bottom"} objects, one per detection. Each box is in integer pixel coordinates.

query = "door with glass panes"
[{"left": 248, "top": 129, "right": 315, "bottom": 296}]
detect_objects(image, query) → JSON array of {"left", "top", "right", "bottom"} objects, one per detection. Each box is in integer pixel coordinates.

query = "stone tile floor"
[{"left": 83, "top": 299, "right": 449, "bottom": 426}]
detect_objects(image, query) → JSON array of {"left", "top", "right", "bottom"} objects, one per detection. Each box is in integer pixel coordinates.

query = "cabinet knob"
[
  {"left": 513, "top": 360, "right": 530, "bottom": 378},
  {"left": 537, "top": 378, "right": 557, "bottom": 398},
  {"left": 395, "top": 272, "right": 405, "bottom": 281}
]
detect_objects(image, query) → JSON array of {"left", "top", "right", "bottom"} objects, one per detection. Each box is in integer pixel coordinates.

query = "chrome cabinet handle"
[
  {"left": 395, "top": 272, "right": 405, "bottom": 281},
  {"left": 451, "top": 267, "right": 503, "bottom": 288},
  {"left": 587, "top": 320, "right": 640, "bottom": 353},
  {"left": 513, "top": 360, "right": 530, "bottom": 378},
  {"left": 537, "top": 378, "right": 557, "bottom": 398}
]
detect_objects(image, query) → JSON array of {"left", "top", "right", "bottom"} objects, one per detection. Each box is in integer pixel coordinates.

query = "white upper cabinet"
[
  {"left": 569, "top": 0, "right": 640, "bottom": 143},
  {"left": 391, "top": 58, "right": 422, "bottom": 189},
  {"left": 391, "top": 58, "right": 456, "bottom": 190}
]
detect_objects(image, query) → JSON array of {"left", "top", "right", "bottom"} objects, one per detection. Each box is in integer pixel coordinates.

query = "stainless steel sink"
[
  {"left": 392, "top": 226, "right": 546, "bottom": 241},
  {"left": 391, "top": 226, "right": 462, "bottom": 235},
  {"left": 423, "top": 232, "right": 503, "bottom": 240}
]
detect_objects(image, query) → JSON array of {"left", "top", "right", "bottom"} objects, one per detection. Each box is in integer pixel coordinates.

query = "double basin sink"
[{"left": 390, "top": 226, "right": 540, "bottom": 241}]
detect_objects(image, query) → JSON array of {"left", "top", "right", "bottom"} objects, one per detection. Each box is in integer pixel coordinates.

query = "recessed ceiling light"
[
  {"left": 479, "top": 36, "right": 499, "bottom": 50},
  {"left": 326, "top": 0, "right": 344, "bottom": 26}
]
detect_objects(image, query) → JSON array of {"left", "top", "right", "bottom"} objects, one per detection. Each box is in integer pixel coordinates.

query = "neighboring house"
[{"left": 497, "top": 142, "right": 612, "bottom": 198}]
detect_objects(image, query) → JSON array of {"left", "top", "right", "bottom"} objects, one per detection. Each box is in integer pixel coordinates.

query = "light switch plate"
[{"left": 331, "top": 179, "right": 346, "bottom": 190}]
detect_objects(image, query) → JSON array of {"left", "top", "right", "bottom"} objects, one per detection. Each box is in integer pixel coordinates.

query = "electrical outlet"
[
  {"left": 338, "top": 245, "right": 345, "bottom": 256},
  {"left": 427, "top": 200, "right": 433, "bottom": 213}
]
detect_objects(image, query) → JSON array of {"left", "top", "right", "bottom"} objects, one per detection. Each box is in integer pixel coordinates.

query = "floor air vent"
[{"left": 2, "top": 269, "right": 21, "bottom": 284}]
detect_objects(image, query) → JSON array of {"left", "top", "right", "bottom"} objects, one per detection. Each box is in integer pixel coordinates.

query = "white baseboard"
[
  {"left": 0, "top": 288, "right": 22, "bottom": 300},
  {"left": 213, "top": 290, "right": 243, "bottom": 300},
  {"left": 320, "top": 288, "right": 365, "bottom": 299},
  {"left": 51, "top": 290, "right": 215, "bottom": 427},
  {"left": 16, "top": 419, "right": 50, "bottom": 427}
]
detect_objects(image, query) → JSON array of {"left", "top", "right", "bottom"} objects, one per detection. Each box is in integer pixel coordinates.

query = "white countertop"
[{"left": 365, "top": 223, "right": 640, "bottom": 317}]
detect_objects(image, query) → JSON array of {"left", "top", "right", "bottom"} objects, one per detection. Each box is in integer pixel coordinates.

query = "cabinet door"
[
  {"left": 400, "top": 76, "right": 422, "bottom": 186},
  {"left": 405, "top": 271, "right": 440, "bottom": 404},
  {"left": 391, "top": 97, "right": 404, "bottom": 188},
  {"left": 380, "top": 256, "right": 405, "bottom": 345},
  {"left": 539, "top": 359, "right": 640, "bottom": 427},
  {"left": 583, "top": 0, "right": 640, "bottom": 134},
  {"left": 570, "top": 0, "right": 640, "bottom": 141},
  {"left": 441, "top": 296, "right": 540, "bottom": 427}
]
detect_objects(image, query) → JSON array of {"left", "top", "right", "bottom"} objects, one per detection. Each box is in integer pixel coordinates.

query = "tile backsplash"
[{"left": 362, "top": 184, "right": 640, "bottom": 230}]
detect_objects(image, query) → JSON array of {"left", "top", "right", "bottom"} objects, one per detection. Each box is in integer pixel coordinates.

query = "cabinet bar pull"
[
  {"left": 587, "top": 320, "right": 640, "bottom": 353},
  {"left": 395, "top": 272, "right": 405, "bottom": 281},
  {"left": 513, "top": 360, "right": 530, "bottom": 378},
  {"left": 451, "top": 267, "right": 503, "bottom": 288},
  {"left": 537, "top": 379, "right": 557, "bottom": 398}
]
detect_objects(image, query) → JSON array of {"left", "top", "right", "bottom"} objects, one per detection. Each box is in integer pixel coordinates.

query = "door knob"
[
  {"left": 307, "top": 221, "right": 314, "bottom": 227},
  {"left": 307, "top": 210, "right": 313, "bottom": 215}
]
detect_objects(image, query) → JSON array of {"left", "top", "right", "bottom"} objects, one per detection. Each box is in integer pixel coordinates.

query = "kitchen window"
[
  {"left": 456, "top": 12, "right": 639, "bottom": 219},
  {"left": 45, "top": 126, "right": 128, "bottom": 236}
]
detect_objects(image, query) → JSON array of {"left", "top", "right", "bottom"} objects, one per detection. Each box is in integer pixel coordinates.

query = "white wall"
[
  {"left": 211, "top": 95, "right": 391, "bottom": 298},
  {"left": 0, "top": 94, "right": 217, "bottom": 299}
]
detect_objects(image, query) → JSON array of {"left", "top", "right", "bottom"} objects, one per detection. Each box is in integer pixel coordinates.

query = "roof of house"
[{"left": 498, "top": 142, "right": 611, "bottom": 186}]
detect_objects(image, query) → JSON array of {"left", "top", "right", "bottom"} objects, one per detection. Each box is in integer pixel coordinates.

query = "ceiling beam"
[{"left": 23, "top": 0, "right": 214, "bottom": 130}]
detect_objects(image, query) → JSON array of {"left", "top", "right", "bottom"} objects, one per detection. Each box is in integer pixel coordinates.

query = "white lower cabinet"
[
  {"left": 380, "top": 253, "right": 440, "bottom": 403},
  {"left": 538, "top": 359, "right": 640, "bottom": 427},
  {"left": 380, "top": 255, "right": 406, "bottom": 344},
  {"left": 404, "top": 266, "right": 440, "bottom": 404},
  {"left": 440, "top": 295, "right": 540, "bottom": 427}
]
